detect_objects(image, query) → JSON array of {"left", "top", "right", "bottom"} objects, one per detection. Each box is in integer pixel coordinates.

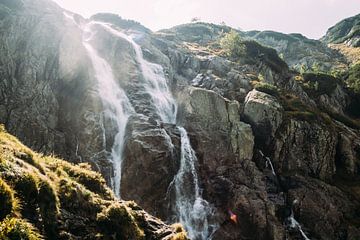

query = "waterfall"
[
  {"left": 288, "top": 212, "right": 311, "bottom": 240},
  {"left": 98, "top": 22, "right": 217, "bottom": 239},
  {"left": 94, "top": 22, "right": 177, "bottom": 124},
  {"left": 174, "top": 127, "right": 217, "bottom": 240},
  {"left": 287, "top": 200, "right": 310, "bottom": 240},
  {"left": 259, "top": 150, "right": 276, "bottom": 176},
  {"left": 82, "top": 22, "right": 134, "bottom": 198}
]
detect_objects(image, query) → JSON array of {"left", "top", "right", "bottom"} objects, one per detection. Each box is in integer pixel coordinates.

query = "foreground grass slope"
[{"left": 0, "top": 125, "right": 187, "bottom": 240}]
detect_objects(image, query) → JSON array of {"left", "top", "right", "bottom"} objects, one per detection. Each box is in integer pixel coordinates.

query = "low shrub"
[
  {"left": 280, "top": 94, "right": 333, "bottom": 125},
  {"left": 254, "top": 82, "right": 279, "bottom": 97},
  {"left": 61, "top": 162, "right": 113, "bottom": 199},
  {"left": 13, "top": 174, "right": 39, "bottom": 220},
  {"left": 58, "top": 178, "right": 102, "bottom": 217},
  {"left": 0, "top": 178, "right": 15, "bottom": 220},
  {"left": 301, "top": 73, "right": 339, "bottom": 96},
  {"left": 0, "top": 217, "right": 42, "bottom": 240},
  {"left": 37, "top": 179, "right": 59, "bottom": 238},
  {"left": 97, "top": 203, "right": 145, "bottom": 240},
  {"left": 219, "top": 31, "right": 288, "bottom": 73}
]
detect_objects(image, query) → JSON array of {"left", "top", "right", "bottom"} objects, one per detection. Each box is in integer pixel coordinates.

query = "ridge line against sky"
[{"left": 52, "top": 0, "right": 360, "bottom": 39}]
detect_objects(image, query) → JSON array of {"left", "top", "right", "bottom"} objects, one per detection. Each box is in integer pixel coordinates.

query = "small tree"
[
  {"left": 191, "top": 17, "right": 200, "bottom": 23},
  {"left": 220, "top": 30, "right": 245, "bottom": 59}
]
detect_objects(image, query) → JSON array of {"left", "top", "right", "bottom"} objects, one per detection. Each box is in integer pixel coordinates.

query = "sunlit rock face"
[{"left": 1, "top": 1, "right": 360, "bottom": 239}]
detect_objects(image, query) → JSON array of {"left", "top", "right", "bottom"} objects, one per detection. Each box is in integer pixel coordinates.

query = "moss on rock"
[{"left": 0, "top": 125, "right": 187, "bottom": 239}]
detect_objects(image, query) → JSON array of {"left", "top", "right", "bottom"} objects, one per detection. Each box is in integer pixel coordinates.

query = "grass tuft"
[{"left": 97, "top": 203, "right": 145, "bottom": 240}]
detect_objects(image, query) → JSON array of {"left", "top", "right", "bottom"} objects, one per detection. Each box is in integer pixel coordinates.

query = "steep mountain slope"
[
  {"left": 159, "top": 22, "right": 348, "bottom": 72},
  {"left": 322, "top": 13, "right": 360, "bottom": 47},
  {"left": 1, "top": 1, "right": 360, "bottom": 240},
  {"left": 0, "top": 125, "right": 186, "bottom": 239},
  {"left": 246, "top": 30, "right": 347, "bottom": 72}
]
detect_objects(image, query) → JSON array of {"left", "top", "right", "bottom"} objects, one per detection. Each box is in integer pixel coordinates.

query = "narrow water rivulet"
[{"left": 99, "top": 22, "right": 218, "bottom": 239}]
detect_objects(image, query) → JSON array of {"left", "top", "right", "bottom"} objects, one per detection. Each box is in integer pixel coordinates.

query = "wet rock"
[{"left": 122, "top": 115, "right": 181, "bottom": 220}]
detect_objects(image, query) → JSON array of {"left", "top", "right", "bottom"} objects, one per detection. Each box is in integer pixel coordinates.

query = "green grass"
[
  {"left": 97, "top": 203, "right": 145, "bottom": 240},
  {"left": 280, "top": 93, "right": 334, "bottom": 126},
  {"left": 300, "top": 73, "right": 339, "bottom": 97},
  {"left": 0, "top": 124, "right": 187, "bottom": 239},
  {"left": 0, "top": 217, "right": 42, "bottom": 240},
  {"left": 254, "top": 82, "right": 280, "bottom": 97},
  {"left": 13, "top": 174, "right": 38, "bottom": 220},
  {"left": 37, "top": 179, "right": 59, "bottom": 238},
  {"left": 0, "top": 178, "right": 15, "bottom": 221},
  {"left": 219, "top": 31, "right": 288, "bottom": 73}
]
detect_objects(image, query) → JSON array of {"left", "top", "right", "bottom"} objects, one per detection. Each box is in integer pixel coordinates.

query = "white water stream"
[
  {"left": 82, "top": 22, "right": 134, "bottom": 198},
  {"left": 96, "top": 22, "right": 217, "bottom": 239},
  {"left": 259, "top": 150, "right": 276, "bottom": 176}
]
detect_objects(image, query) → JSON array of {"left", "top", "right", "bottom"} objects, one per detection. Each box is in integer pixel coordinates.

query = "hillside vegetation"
[{"left": 0, "top": 125, "right": 186, "bottom": 240}]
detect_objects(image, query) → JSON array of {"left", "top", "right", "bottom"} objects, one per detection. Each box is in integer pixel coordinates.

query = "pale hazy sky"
[{"left": 52, "top": 0, "right": 360, "bottom": 39}]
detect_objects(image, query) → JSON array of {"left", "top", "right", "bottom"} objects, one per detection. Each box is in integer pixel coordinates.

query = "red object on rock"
[{"left": 228, "top": 210, "right": 238, "bottom": 224}]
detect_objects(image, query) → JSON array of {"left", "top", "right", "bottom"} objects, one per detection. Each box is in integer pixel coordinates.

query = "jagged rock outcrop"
[
  {"left": 122, "top": 116, "right": 181, "bottom": 220},
  {"left": 179, "top": 86, "right": 254, "bottom": 162},
  {"left": 243, "top": 90, "right": 283, "bottom": 140},
  {"left": 274, "top": 119, "right": 337, "bottom": 180},
  {"left": 322, "top": 13, "right": 360, "bottom": 47},
  {"left": 336, "top": 122, "right": 360, "bottom": 175}
]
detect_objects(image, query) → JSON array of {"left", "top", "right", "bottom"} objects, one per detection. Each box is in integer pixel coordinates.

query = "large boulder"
[
  {"left": 243, "top": 89, "right": 283, "bottom": 139},
  {"left": 180, "top": 87, "right": 254, "bottom": 161},
  {"left": 122, "top": 115, "right": 181, "bottom": 220}
]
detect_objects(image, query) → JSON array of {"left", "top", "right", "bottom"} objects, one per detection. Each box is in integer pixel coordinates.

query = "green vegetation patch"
[
  {"left": 0, "top": 124, "right": 187, "bottom": 239},
  {"left": 254, "top": 82, "right": 280, "bottom": 97},
  {"left": 301, "top": 73, "right": 339, "bottom": 97},
  {"left": 0, "top": 178, "right": 15, "bottom": 221},
  {"left": 97, "top": 203, "right": 145, "bottom": 240},
  {"left": 220, "top": 31, "right": 288, "bottom": 73},
  {"left": 0, "top": 218, "right": 42, "bottom": 240},
  {"left": 280, "top": 93, "right": 332, "bottom": 126},
  {"left": 347, "top": 62, "right": 360, "bottom": 93}
]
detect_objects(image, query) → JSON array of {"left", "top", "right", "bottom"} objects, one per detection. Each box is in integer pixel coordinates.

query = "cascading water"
[
  {"left": 174, "top": 127, "right": 217, "bottom": 240},
  {"left": 82, "top": 22, "right": 134, "bottom": 198},
  {"left": 258, "top": 151, "right": 309, "bottom": 238},
  {"left": 287, "top": 200, "right": 311, "bottom": 240},
  {"left": 98, "top": 22, "right": 217, "bottom": 239},
  {"left": 259, "top": 150, "right": 276, "bottom": 176},
  {"left": 95, "top": 22, "right": 177, "bottom": 124}
]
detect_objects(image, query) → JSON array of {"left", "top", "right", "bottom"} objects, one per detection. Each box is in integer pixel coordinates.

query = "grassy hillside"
[{"left": 0, "top": 125, "right": 187, "bottom": 240}]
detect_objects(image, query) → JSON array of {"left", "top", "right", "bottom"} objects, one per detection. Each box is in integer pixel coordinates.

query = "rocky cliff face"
[
  {"left": 1, "top": 1, "right": 360, "bottom": 239},
  {"left": 247, "top": 30, "right": 348, "bottom": 72},
  {"left": 322, "top": 13, "right": 360, "bottom": 47}
]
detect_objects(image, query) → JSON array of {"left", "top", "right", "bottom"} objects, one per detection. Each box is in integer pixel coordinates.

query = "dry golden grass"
[{"left": 330, "top": 43, "right": 360, "bottom": 64}]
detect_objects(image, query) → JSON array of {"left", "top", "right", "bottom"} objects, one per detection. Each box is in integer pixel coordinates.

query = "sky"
[{"left": 51, "top": 0, "right": 360, "bottom": 39}]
